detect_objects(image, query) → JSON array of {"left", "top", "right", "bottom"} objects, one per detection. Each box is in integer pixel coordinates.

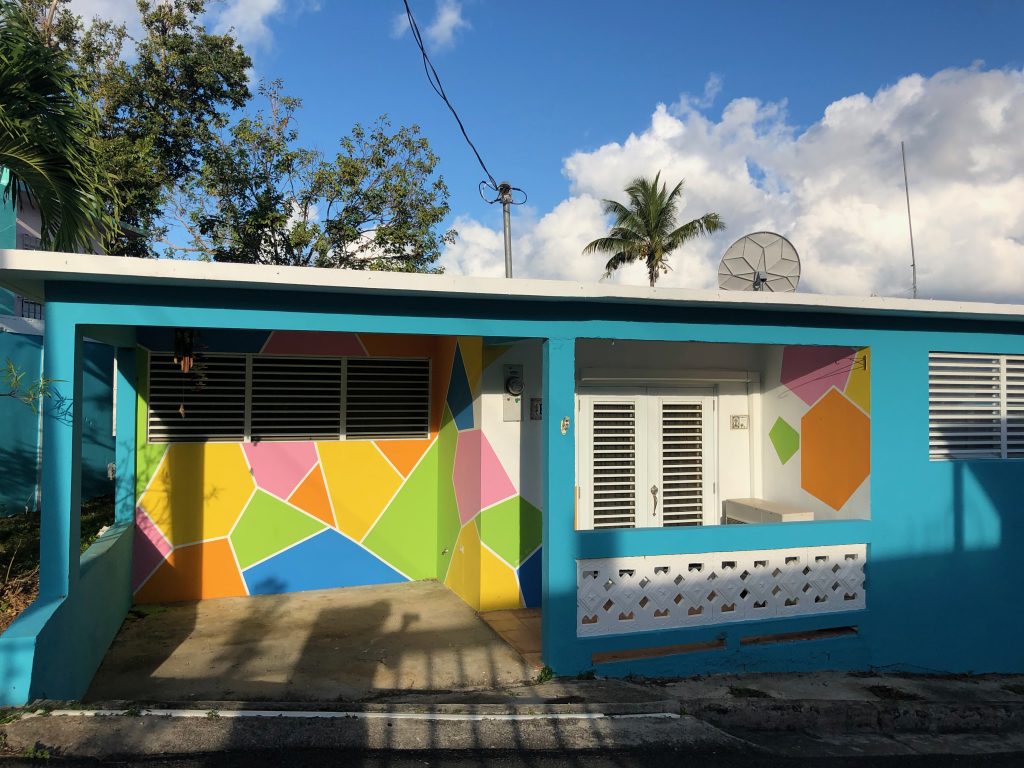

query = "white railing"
[{"left": 577, "top": 544, "right": 866, "bottom": 637}]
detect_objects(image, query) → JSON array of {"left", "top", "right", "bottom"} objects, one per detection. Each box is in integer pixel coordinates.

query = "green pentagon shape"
[
  {"left": 230, "top": 490, "right": 326, "bottom": 570},
  {"left": 477, "top": 496, "right": 542, "bottom": 567},
  {"left": 769, "top": 417, "right": 800, "bottom": 465}
]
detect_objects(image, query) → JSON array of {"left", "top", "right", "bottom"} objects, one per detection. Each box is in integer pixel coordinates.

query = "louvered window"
[
  {"left": 147, "top": 353, "right": 430, "bottom": 443},
  {"left": 660, "top": 402, "right": 706, "bottom": 527},
  {"left": 590, "top": 401, "right": 638, "bottom": 529},
  {"left": 345, "top": 358, "right": 431, "bottom": 439},
  {"left": 579, "top": 391, "right": 714, "bottom": 530},
  {"left": 928, "top": 352, "right": 1024, "bottom": 460},
  {"left": 147, "top": 353, "right": 246, "bottom": 443},
  {"left": 250, "top": 357, "right": 342, "bottom": 441}
]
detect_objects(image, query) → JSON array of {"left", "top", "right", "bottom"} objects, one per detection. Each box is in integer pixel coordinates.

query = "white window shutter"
[
  {"left": 590, "top": 400, "right": 639, "bottom": 529},
  {"left": 928, "top": 352, "right": 1003, "bottom": 459},
  {"left": 659, "top": 400, "right": 707, "bottom": 527}
]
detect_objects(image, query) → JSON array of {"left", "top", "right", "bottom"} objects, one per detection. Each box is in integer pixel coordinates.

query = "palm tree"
[
  {"left": 583, "top": 172, "right": 725, "bottom": 287},
  {"left": 0, "top": 3, "right": 116, "bottom": 252}
]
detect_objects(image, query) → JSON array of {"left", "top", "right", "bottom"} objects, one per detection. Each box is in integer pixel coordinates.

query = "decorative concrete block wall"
[{"left": 132, "top": 331, "right": 542, "bottom": 611}]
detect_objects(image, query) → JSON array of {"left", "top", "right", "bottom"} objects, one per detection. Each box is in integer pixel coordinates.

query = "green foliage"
[
  {"left": 2, "top": 357, "right": 54, "bottom": 412},
  {"left": 16, "top": 1, "right": 452, "bottom": 270},
  {"left": 76, "top": 0, "right": 252, "bottom": 256},
  {"left": 0, "top": 2, "right": 117, "bottom": 251},
  {"left": 583, "top": 172, "right": 726, "bottom": 286},
  {"left": 21, "top": 743, "right": 51, "bottom": 759},
  {"left": 536, "top": 666, "right": 555, "bottom": 683},
  {"left": 575, "top": 669, "right": 597, "bottom": 680},
  {"left": 176, "top": 81, "right": 455, "bottom": 272}
]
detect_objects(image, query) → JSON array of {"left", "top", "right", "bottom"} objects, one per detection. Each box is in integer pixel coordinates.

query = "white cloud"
[
  {"left": 441, "top": 66, "right": 1024, "bottom": 302},
  {"left": 214, "top": 0, "right": 285, "bottom": 51},
  {"left": 67, "top": 0, "right": 145, "bottom": 40},
  {"left": 392, "top": 0, "right": 470, "bottom": 50},
  {"left": 67, "top": 0, "right": 309, "bottom": 53},
  {"left": 425, "top": 0, "right": 469, "bottom": 50}
]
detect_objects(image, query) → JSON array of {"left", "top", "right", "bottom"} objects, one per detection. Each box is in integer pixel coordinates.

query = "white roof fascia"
[{"left": 1, "top": 248, "right": 1024, "bottom": 325}]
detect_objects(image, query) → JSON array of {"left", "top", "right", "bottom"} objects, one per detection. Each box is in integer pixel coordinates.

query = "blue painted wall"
[
  {"left": 4, "top": 277, "right": 1024, "bottom": 706},
  {"left": 37, "top": 280, "right": 1024, "bottom": 680},
  {"left": 0, "top": 328, "right": 116, "bottom": 515}
]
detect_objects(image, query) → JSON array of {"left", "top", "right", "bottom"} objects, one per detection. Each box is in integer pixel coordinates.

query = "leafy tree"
[
  {"left": 0, "top": 1, "right": 116, "bottom": 251},
  {"left": 18, "top": 0, "right": 252, "bottom": 256},
  {"left": 583, "top": 173, "right": 725, "bottom": 287},
  {"left": 175, "top": 81, "right": 455, "bottom": 271}
]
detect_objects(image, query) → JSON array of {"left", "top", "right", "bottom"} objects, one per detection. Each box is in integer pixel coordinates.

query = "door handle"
[{"left": 650, "top": 484, "right": 659, "bottom": 516}]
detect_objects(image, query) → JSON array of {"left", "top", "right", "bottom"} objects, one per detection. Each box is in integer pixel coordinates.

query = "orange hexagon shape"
[{"left": 801, "top": 389, "right": 869, "bottom": 510}]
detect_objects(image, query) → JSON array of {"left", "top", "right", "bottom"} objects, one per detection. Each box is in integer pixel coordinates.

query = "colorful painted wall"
[
  {"left": 761, "top": 345, "right": 871, "bottom": 520},
  {"left": 132, "top": 330, "right": 542, "bottom": 612}
]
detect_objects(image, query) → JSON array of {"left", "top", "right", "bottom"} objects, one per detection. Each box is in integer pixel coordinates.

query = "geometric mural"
[
  {"left": 768, "top": 345, "right": 870, "bottom": 515},
  {"left": 134, "top": 331, "right": 542, "bottom": 611},
  {"left": 780, "top": 345, "right": 857, "bottom": 406}
]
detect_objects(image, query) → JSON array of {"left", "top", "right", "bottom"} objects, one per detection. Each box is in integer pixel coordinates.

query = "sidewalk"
[{"left": 4, "top": 673, "right": 1024, "bottom": 759}]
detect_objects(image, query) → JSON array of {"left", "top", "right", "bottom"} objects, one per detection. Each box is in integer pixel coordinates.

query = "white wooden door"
[{"left": 578, "top": 388, "right": 716, "bottom": 530}]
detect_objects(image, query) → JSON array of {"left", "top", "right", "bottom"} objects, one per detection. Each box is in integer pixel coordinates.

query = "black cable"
[{"left": 401, "top": 0, "right": 525, "bottom": 205}]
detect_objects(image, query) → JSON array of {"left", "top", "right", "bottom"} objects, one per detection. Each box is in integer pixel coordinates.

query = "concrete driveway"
[{"left": 86, "top": 581, "right": 536, "bottom": 703}]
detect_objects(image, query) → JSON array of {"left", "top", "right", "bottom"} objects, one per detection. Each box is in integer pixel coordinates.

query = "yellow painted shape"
[
  {"left": 845, "top": 347, "right": 870, "bottom": 414},
  {"left": 444, "top": 523, "right": 481, "bottom": 610},
  {"left": 479, "top": 545, "right": 524, "bottom": 611},
  {"left": 139, "top": 443, "right": 254, "bottom": 547},
  {"left": 318, "top": 441, "right": 403, "bottom": 541},
  {"left": 458, "top": 337, "right": 484, "bottom": 396}
]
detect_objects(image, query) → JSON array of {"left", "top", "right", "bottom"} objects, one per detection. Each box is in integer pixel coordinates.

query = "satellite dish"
[{"left": 718, "top": 232, "right": 801, "bottom": 292}]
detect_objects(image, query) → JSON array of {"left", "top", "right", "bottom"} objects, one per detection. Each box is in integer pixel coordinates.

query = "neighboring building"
[
  {"left": 0, "top": 195, "right": 115, "bottom": 515},
  {"left": 0, "top": 249, "right": 1022, "bottom": 705}
]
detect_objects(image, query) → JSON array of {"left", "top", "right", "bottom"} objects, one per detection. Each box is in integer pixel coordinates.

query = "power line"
[
  {"left": 402, "top": 0, "right": 498, "bottom": 190},
  {"left": 401, "top": 0, "right": 526, "bottom": 277}
]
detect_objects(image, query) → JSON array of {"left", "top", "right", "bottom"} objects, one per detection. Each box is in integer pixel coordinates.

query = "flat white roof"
[{"left": 1, "top": 248, "right": 1023, "bottom": 324}]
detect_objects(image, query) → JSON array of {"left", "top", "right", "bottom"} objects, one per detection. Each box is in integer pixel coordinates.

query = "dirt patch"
[{"left": 0, "top": 496, "right": 114, "bottom": 633}]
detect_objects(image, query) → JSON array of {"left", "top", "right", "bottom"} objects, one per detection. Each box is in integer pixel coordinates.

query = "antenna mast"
[{"left": 901, "top": 141, "right": 918, "bottom": 299}]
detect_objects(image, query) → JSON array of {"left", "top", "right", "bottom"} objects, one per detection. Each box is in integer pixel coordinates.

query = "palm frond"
[
  {"left": 0, "top": 4, "right": 118, "bottom": 252},
  {"left": 583, "top": 171, "right": 725, "bottom": 285}
]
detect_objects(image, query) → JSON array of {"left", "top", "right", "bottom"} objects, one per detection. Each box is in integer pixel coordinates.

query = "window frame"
[
  {"left": 928, "top": 351, "right": 1024, "bottom": 461},
  {"left": 146, "top": 351, "right": 432, "bottom": 445}
]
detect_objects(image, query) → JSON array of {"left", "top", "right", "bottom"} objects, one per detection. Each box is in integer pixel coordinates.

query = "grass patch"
[
  {"left": 866, "top": 684, "right": 923, "bottom": 701},
  {"left": 1003, "top": 683, "right": 1024, "bottom": 696},
  {"left": 536, "top": 666, "right": 555, "bottom": 684},
  {"left": 0, "top": 496, "right": 114, "bottom": 633},
  {"left": 728, "top": 686, "right": 772, "bottom": 699}
]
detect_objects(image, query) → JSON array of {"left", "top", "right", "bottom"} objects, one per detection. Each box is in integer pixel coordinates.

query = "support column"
[
  {"left": 541, "top": 337, "right": 584, "bottom": 671},
  {"left": 113, "top": 347, "right": 137, "bottom": 527},
  {"left": 38, "top": 304, "right": 83, "bottom": 601}
]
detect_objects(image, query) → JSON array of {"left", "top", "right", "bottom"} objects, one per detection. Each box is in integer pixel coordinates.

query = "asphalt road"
[{"left": 9, "top": 751, "right": 1024, "bottom": 767}]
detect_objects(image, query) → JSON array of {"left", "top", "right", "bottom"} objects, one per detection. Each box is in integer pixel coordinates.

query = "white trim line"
[{"left": 28, "top": 709, "right": 679, "bottom": 723}]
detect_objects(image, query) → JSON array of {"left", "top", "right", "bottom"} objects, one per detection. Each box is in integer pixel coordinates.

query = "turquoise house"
[{"left": 0, "top": 248, "right": 1022, "bottom": 705}]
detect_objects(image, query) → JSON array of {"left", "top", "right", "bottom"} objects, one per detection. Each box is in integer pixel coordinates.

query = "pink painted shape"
[
  {"left": 453, "top": 430, "right": 516, "bottom": 525},
  {"left": 133, "top": 506, "right": 171, "bottom": 591},
  {"left": 243, "top": 441, "right": 319, "bottom": 499},
  {"left": 261, "top": 331, "right": 366, "bottom": 356},
  {"left": 780, "top": 346, "right": 857, "bottom": 406}
]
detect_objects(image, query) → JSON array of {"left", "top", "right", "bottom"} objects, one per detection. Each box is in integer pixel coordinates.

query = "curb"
[
  {"left": 685, "top": 698, "right": 1024, "bottom": 735},
  {"left": 1, "top": 709, "right": 752, "bottom": 758},
  {"left": 51, "top": 697, "right": 683, "bottom": 717}
]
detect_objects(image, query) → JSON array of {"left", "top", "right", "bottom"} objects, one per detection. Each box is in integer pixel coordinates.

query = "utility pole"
[
  {"left": 901, "top": 141, "right": 918, "bottom": 299},
  {"left": 499, "top": 182, "right": 513, "bottom": 278}
]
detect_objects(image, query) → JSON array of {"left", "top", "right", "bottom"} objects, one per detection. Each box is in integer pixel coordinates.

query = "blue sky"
[
  {"left": 72, "top": 0, "right": 1024, "bottom": 299},
  {"left": 261, "top": 1, "right": 1023, "bottom": 221}
]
